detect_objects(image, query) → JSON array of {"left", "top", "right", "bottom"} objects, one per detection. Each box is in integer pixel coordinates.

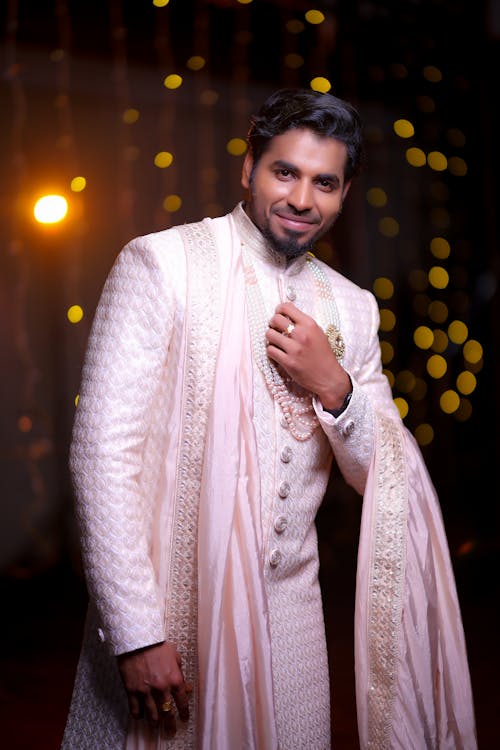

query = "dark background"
[{"left": 1, "top": 1, "right": 498, "bottom": 747}]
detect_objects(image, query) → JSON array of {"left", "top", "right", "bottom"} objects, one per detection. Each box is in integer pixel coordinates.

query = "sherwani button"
[
  {"left": 286, "top": 285, "right": 297, "bottom": 301},
  {"left": 342, "top": 420, "right": 355, "bottom": 437},
  {"left": 278, "top": 481, "right": 290, "bottom": 498},
  {"left": 97, "top": 628, "right": 105, "bottom": 643},
  {"left": 269, "top": 548, "right": 282, "bottom": 567},
  {"left": 280, "top": 416, "right": 289, "bottom": 429},
  {"left": 280, "top": 446, "right": 293, "bottom": 463},
  {"left": 274, "top": 515, "right": 288, "bottom": 533}
]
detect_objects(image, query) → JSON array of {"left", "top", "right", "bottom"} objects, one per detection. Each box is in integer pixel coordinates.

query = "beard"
[{"left": 260, "top": 221, "right": 316, "bottom": 261}]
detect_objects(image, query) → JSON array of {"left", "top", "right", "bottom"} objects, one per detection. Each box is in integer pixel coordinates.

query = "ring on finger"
[
  {"left": 161, "top": 699, "right": 174, "bottom": 713},
  {"left": 283, "top": 322, "right": 295, "bottom": 337}
]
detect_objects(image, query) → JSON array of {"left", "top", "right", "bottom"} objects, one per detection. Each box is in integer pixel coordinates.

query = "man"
[{"left": 62, "top": 88, "right": 476, "bottom": 749}]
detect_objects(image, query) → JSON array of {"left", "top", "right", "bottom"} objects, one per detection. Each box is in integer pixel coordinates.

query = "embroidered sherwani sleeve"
[
  {"left": 70, "top": 236, "right": 176, "bottom": 655},
  {"left": 316, "top": 287, "right": 401, "bottom": 495}
]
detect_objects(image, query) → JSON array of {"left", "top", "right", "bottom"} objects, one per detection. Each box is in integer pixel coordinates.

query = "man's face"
[{"left": 241, "top": 128, "right": 350, "bottom": 260}]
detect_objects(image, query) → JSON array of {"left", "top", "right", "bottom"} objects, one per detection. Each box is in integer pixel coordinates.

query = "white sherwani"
[{"left": 62, "top": 204, "right": 476, "bottom": 750}]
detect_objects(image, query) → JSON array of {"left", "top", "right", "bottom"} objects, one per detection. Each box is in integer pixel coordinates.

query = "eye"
[
  {"left": 274, "top": 168, "right": 294, "bottom": 180},
  {"left": 316, "top": 177, "right": 334, "bottom": 191}
]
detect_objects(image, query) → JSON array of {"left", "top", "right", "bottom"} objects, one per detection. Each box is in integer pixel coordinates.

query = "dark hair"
[{"left": 247, "top": 88, "right": 364, "bottom": 182}]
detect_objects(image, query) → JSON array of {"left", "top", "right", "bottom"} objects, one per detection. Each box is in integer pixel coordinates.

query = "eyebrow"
[{"left": 271, "top": 159, "right": 341, "bottom": 187}]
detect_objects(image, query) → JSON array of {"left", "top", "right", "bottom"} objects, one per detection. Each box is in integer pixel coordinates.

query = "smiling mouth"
[{"left": 274, "top": 211, "right": 318, "bottom": 230}]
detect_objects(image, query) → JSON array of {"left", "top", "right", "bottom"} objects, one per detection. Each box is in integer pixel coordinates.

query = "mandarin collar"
[{"left": 231, "top": 202, "right": 309, "bottom": 275}]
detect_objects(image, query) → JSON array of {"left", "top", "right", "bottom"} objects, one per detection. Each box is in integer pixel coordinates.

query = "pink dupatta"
[{"left": 355, "top": 414, "right": 477, "bottom": 749}]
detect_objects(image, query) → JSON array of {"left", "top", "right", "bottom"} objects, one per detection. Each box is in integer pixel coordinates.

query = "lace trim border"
[
  {"left": 164, "top": 219, "right": 221, "bottom": 747},
  {"left": 367, "top": 415, "right": 408, "bottom": 748}
]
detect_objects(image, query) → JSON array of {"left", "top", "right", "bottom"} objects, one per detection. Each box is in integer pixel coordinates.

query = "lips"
[{"left": 273, "top": 210, "right": 319, "bottom": 232}]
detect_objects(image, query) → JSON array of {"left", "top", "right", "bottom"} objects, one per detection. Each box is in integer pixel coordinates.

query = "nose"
[{"left": 287, "top": 179, "right": 313, "bottom": 213}]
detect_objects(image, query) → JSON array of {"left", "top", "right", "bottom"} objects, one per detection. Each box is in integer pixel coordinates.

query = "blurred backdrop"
[{"left": 1, "top": 1, "right": 499, "bottom": 748}]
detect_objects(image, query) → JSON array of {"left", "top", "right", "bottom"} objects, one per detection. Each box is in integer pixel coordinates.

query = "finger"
[
  {"left": 128, "top": 693, "right": 144, "bottom": 721},
  {"left": 144, "top": 692, "right": 160, "bottom": 725},
  {"left": 275, "top": 301, "right": 305, "bottom": 321},
  {"left": 172, "top": 684, "right": 191, "bottom": 722},
  {"left": 266, "top": 327, "right": 293, "bottom": 352},
  {"left": 269, "top": 312, "right": 293, "bottom": 334},
  {"left": 158, "top": 694, "right": 177, "bottom": 734}
]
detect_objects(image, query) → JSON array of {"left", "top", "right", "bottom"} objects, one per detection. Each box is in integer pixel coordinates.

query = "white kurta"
[{"left": 61, "top": 203, "right": 476, "bottom": 750}]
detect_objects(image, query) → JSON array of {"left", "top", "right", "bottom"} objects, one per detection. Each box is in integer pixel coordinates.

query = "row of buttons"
[{"left": 269, "top": 283, "right": 296, "bottom": 568}]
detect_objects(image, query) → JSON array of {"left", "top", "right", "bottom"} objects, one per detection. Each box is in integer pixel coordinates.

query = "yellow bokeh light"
[
  {"left": 67, "top": 305, "right": 84, "bottom": 324},
  {"left": 366, "top": 187, "right": 387, "bottom": 207},
  {"left": 237, "top": 0, "right": 253, "bottom": 4},
  {"left": 428, "top": 265, "right": 449, "bottom": 289},
  {"left": 380, "top": 340, "right": 394, "bottom": 364},
  {"left": 423, "top": 65, "right": 442, "bottom": 82},
  {"left": 33, "top": 194, "right": 68, "bottom": 224},
  {"left": 286, "top": 19, "right": 305, "bottom": 33},
  {"left": 153, "top": 0, "right": 170, "bottom": 7},
  {"left": 373, "top": 276, "right": 394, "bottom": 299},
  {"left": 378, "top": 216, "right": 399, "bottom": 237},
  {"left": 416, "top": 95, "right": 435, "bottom": 112},
  {"left": 454, "top": 398, "right": 473, "bottom": 422},
  {"left": 163, "top": 194, "right": 182, "bottom": 212},
  {"left": 448, "top": 156, "right": 468, "bottom": 177},
  {"left": 394, "top": 397, "right": 409, "bottom": 419},
  {"left": 415, "top": 423, "right": 434, "bottom": 446},
  {"left": 456, "top": 370, "right": 476, "bottom": 395},
  {"left": 463, "top": 339, "right": 483, "bottom": 364},
  {"left": 414, "top": 325, "right": 434, "bottom": 349},
  {"left": 431, "top": 329, "right": 448, "bottom": 353},
  {"left": 75, "top": 394, "right": 80, "bottom": 407},
  {"left": 440, "top": 389, "right": 460, "bottom": 414},
  {"left": 430, "top": 236, "right": 450, "bottom": 259},
  {"left": 284, "top": 53, "right": 304, "bottom": 69},
  {"left": 226, "top": 138, "right": 247, "bottom": 156},
  {"left": 305, "top": 9, "right": 325, "bottom": 24},
  {"left": 428, "top": 300, "right": 448, "bottom": 323},
  {"left": 393, "top": 119, "right": 414, "bottom": 138},
  {"left": 379, "top": 308, "right": 396, "bottom": 331},
  {"left": 389, "top": 63, "right": 408, "bottom": 79},
  {"left": 426, "top": 353, "right": 447, "bottom": 379},
  {"left": 427, "top": 151, "right": 448, "bottom": 171},
  {"left": 310, "top": 77, "right": 331, "bottom": 93},
  {"left": 410, "top": 377, "right": 427, "bottom": 401},
  {"left": 70, "top": 176, "right": 86, "bottom": 192},
  {"left": 406, "top": 147, "right": 426, "bottom": 167},
  {"left": 122, "top": 108, "right": 139, "bottom": 124},
  {"left": 448, "top": 320, "right": 468, "bottom": 344},
  {"left": 395, "top": 370, "right": 416, "bottom": 393},
  {"left": 383, "top": 369, "right": 395, "bottom": 388},
  {"left": 187, "top": 56, "right": 205, "bottom": 71},
  {"left": 154, "top": 151, "right": 174, "bottom": 168},
  {"left": 447, "top": 128, "right": 466, "bottom": 147},
  {"left": 164, "top": 74, "right": 183, "bottom": 89}
]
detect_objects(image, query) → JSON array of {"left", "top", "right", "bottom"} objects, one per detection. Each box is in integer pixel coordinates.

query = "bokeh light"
[{"left": 33, "top": 194, "right": 68, "bottom": 224}]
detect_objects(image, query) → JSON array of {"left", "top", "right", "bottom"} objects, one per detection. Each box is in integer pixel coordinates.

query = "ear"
[
  {"left": 241, "top": 152, "right": 253, "bottom": 190},
  {"left": 342, "top": 180, "right": 351, "bottom": 199}
]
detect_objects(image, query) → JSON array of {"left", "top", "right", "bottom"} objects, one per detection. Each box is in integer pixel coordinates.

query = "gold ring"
[
  {"left": 161, "top": 700, "right": 173, "bottom": 713},
  {"left": 284, "top": 322, "right": 295, "bottom": 336}
]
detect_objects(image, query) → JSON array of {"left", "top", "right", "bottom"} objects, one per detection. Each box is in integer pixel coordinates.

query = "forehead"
[{"left": 260, "top": 128, "right": 348, "bottom": 176}]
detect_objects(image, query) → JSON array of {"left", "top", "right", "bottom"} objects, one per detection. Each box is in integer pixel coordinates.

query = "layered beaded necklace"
[{"left": 242, "top": 245, "right": 345, "bottom": 441}]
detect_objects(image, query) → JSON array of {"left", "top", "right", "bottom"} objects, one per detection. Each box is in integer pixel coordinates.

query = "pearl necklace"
[{"left": 242, "top": 245, "right": 344, "bottom": 442}]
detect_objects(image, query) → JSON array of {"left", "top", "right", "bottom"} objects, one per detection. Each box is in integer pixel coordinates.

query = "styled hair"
[{"left": 247, "top": 88, "right": 364, "bottom": 183}]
